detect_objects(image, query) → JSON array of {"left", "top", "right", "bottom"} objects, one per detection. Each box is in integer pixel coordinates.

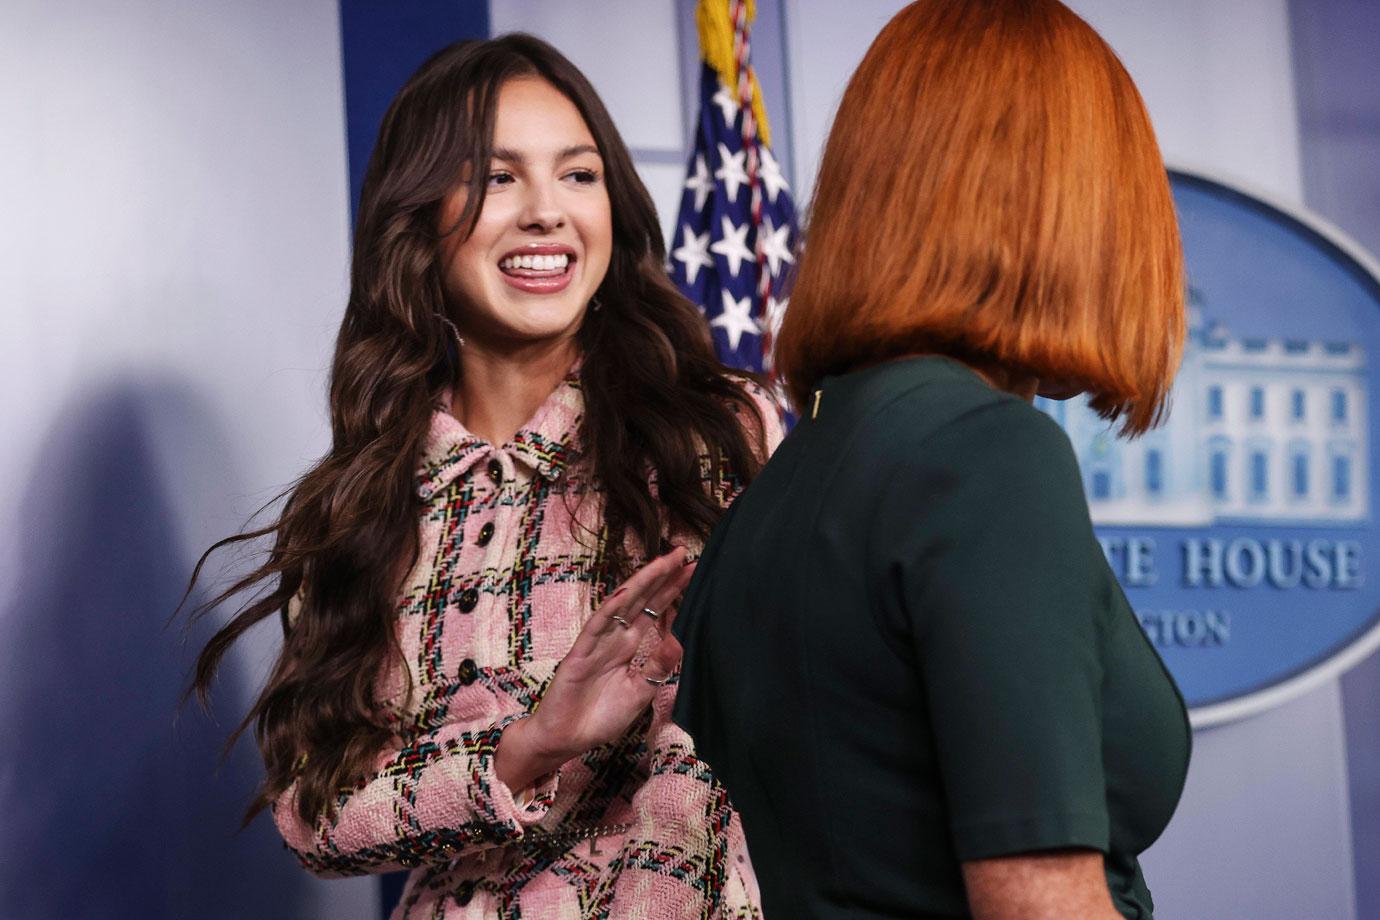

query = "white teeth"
[{"left": 501, "top": 253, "right": 570, "bottom": 271}]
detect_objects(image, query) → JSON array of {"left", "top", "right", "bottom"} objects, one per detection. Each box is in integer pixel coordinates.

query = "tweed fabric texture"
[{"left": 273, "top": 370, "right": 781, "bottom": 919}]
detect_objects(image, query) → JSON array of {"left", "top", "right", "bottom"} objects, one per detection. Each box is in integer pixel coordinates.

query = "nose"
[{"left": 517, "top": 179, "right": 565, "bottom": 233}]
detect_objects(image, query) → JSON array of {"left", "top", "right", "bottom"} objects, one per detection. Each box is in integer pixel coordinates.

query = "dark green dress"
[{"left": 672, "top": 356, "right": 1190, "bottom": 919}]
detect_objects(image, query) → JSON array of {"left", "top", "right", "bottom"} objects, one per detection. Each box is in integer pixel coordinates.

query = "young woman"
[
  {"left": 672, "top": 2, "right": 1190, "bottom": 918},
  {"left": 192, "top": 34, "right": 778, "bottom": 919}
]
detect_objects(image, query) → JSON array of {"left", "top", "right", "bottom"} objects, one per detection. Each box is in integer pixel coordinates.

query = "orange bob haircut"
[{"left": 774, "top": 0, "right": 1185, "bottom": 435}]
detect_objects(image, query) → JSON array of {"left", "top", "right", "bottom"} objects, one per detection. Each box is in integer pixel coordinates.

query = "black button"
[
  {"left": 476, "top": 521, "right": 495, "bottom": 546},
  {"left": 487, "top": 459, "right": 503, "bottom": 483},
  {"left": 455, "top": 881, "right": 475, "bottom": 906},
  {"left": 458, "top": 588, "right": 479, "bottom": 612},
  {"left": 458, "top": 658, "right": 479, "bottom": 685}
]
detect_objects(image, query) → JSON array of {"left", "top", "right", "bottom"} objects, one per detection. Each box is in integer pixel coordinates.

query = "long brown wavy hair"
[{"left": 189, "top": 34, "right": 765, "bottom": 824}]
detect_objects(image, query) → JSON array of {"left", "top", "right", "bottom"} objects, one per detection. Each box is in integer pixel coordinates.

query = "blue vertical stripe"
[
  {"left": 336, "top": 9, "right": 494, "bottom": 919},
  {"left": 338, "top": 0, "right": 491, "bottom": 221},
  {"left": 1290, "top": 2, "right": 1380, "bottom": 915}
]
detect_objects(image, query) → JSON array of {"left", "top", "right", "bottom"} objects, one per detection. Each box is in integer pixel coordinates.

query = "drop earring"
[{"left": 437, "top": 314, "right": 465, "bottom": 349}]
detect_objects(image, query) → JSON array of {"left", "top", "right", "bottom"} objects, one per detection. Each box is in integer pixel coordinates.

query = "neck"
[
  {"left": 962, "top": 359, "right": 1038, "bottom": 403},
  {"left": 451, "top": 336, "right": 579, "bottom": 446}
]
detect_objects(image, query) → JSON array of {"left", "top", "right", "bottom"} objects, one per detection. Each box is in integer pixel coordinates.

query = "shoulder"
[
  {"left": 922, "top": 394, "right": 1077, "bottom": 471},
  {"left": 728, "top": 374, "right": 787, "bottom": 458},
  {"left": 834, "top": 357, "right": 1073, "bottom": 470},
  {"left": 867, "top": 376, "right": 1086, "bottom": 527},
  {"left": 907, "top": 399, "right": 1092, "bottom": 547}
]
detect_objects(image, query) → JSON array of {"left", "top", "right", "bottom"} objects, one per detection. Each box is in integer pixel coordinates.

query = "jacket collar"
[{"left": 415, "top": 367, "right": 584, "bottom": 501}]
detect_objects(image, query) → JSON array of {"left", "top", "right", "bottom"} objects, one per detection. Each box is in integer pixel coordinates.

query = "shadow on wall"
[{"left": 0, "top": 379, "right": 313, "bottom": 920}]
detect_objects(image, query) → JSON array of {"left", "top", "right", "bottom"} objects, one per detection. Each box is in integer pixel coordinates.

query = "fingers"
[
  {"left": 587, "top": 553, "right": 673, "bottom": 636},
  {"left": 660, "top": 601, "right": 682, "bottom": 638},
  {"left": 641, "top": 562, "right": 695, "bottom": 638},
  {"left": 586, "top": 548, "right": 688, "bottom": 644},
  {"left": 643, "top": 631, "right": 682, "bottom": 680},
  {"left": 609, "top": 562, "right": 681, "bottom": 648},
  {"left": 619, "top": 554, "right": 695, "bottom": 645}
]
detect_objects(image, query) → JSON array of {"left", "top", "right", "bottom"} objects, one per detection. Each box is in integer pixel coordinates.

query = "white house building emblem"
[{"left": 1040, "top": 171, "right": 1380, "bottom": 726}]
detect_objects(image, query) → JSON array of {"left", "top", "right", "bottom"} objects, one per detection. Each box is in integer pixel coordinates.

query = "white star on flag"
[
  {"left": 764, "top": 294, "right": 789, "bottom": 342},
  {"left": 759, "top": 217, "right": 796, "bottom": 278},
  {"left": 684, "top": 154, "right": 712, "bottom": 212},
  {"left": 712, "top": 86, "right": 740, "bottom": 126},
  {"left": 763, "top": 295, "right": 789, "bottom": 372},
  {"left": 760, "top": 147, "right": 790, "bottom": 203},
  {"left": 711, "top": 290, "right": 760, "bottom": 351},
  {"left": 672, "top": 225, "right": 714, "bottom": 285},
  {"left": 670, "top": 52, "right": 801, "bottom": 374},
  {"left": 714, "top": 143, "right": 750, "bottom": 203},
  {"left": 709, "top": 216, "right": 754, "bottom": 277}
]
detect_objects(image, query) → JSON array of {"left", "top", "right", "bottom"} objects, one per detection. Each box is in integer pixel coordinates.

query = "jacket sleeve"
[
  {"left": 599, "top": 691, "right": 763, "bottom": 919},
  {"left": 273, "top": 713, "right": 558, "bottom": 878},
  {"left": 597, "top": 382, "right": 777, "bottom": 915},
  {"left": 740, "top": 378, "right": 786, "bottom": 463}
]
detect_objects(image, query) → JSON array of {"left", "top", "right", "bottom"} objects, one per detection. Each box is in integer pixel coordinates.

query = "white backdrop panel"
[
  {"left": 490, "top": 0, "right": 687, "bottom": 154},
  {"left": 0, "top": 1, "right": 371, "bottom": 917}
]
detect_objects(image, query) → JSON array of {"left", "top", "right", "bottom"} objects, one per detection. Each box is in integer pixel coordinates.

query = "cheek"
[
  {"left": 438, "top": 242, "right": 494, "bottom": 311},
  {"left": 584, "top": 199, "right": 614, "bottom": 264},
  {"left": 442, "top": 193, "right": 514, "bottom": 278},
  {"left": 441, "top": 239, "right": 479, "bottom": 287},
  {"left": 446, "top": 218, "right": 504, "bottom": 285}
]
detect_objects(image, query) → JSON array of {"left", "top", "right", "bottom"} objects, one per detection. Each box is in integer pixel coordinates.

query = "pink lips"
[{"left": 499, "top": 244, "right": 577, "bottom": 295}]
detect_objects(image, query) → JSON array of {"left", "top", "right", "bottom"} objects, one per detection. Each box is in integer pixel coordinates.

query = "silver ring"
[
  {"left": 641, "top": 606, "right": 660, "bottom": 621},
  {"left": 609, "top": 613, "right": 632, "bottom": 629},
  {"left": 644, "top": 674, "right": 671, "bottom": 686}
]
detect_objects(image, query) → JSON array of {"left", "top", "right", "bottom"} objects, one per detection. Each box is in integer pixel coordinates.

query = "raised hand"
[{"left": 495, "top": 548, "right": 694, "bottom": 793}]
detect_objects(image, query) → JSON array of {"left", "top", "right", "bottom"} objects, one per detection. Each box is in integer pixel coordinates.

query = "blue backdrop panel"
[
  {"left": 339, "top": 0, "right": 491, "bottom": 219},
  {"left": 335, "top": 9, "right": 491, "bottom": 916},
  {"left": 1038, "top": 171, "right": 1380, "bottom": 721},
  {"left": 1290, "top": 2, "right": 1380, "bottom": 912}
]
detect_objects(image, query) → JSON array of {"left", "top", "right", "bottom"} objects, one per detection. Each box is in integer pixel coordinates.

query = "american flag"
[{"left": 668, "top": 3, "right": 799, "bottom": 375}]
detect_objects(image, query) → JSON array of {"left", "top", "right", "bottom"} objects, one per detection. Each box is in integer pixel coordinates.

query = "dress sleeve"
[
  {"left": 273, "top": 713, "right": 558, "bottom": 877},
  {"left": 884, "top": 401, "right": 1115, "bottom": 862}
]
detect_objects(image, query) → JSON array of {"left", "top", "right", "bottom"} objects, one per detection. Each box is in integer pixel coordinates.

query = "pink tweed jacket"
[{"left": 273, "top": 369, "right": 783, "bottom": 919}]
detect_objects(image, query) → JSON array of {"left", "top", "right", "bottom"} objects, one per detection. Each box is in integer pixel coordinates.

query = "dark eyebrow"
[
  {"left": 490, "top": 144, "right": 602, "bottom": 165},
  {"left": 556, "top": 144, "right": 601, "bottom": 162}
]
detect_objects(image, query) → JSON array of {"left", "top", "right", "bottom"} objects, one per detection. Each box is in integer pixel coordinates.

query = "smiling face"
[{"left": 437, "top": 76, "right": 613, "bottom": 352}]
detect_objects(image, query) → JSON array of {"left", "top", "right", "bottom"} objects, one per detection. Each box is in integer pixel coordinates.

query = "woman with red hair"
[{"left": 673, "top": 1, "right": 1190, "bottom": 917}]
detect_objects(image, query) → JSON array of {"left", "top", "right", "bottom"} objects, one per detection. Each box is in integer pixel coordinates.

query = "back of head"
[{"left": 775, "top": 0, "right": 1185, "bottom": 434}]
